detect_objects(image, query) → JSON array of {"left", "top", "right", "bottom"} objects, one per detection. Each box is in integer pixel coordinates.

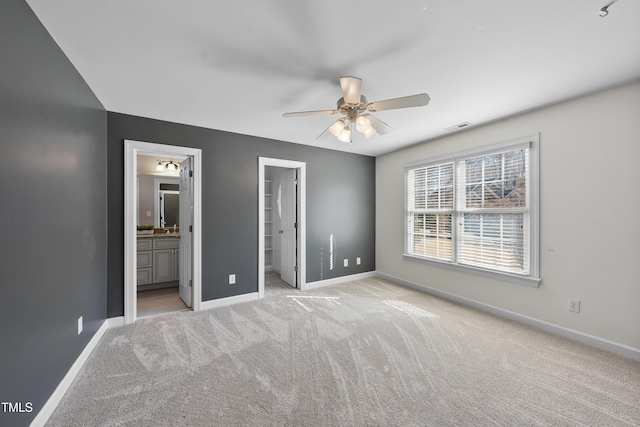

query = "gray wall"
[
  {"left": 0, "top": 1, "right": 107, "bottom": 426},
  {"left": 107, "top": 113, "right": 375, "bottom": 317}
]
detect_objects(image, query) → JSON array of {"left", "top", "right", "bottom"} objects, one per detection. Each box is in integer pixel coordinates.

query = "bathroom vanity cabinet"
[{"left": 136, "top": 235, "right": 179, "bottom": 286}]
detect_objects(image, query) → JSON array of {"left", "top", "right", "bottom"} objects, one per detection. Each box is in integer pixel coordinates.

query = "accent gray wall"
[
  {"left": 0, "top": 1, "right": 107, "bottom": 426},
  {"left": 107, "top": 113, "right": 375, "bottom": 317}
]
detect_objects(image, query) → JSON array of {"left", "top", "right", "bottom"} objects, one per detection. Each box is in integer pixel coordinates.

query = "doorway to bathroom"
[
  {"left": 124, "top": 140, "right": 202, "bottom": 324},
  {"left": 135, "top": 155, "right": 185, "bottom": 318}
]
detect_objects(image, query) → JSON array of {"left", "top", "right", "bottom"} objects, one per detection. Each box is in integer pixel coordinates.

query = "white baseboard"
[
  {"left": 30, "top": 320, "right": 109, "bottom": 427},
  {"left": 30, "top": 292, "right": 258, "bottom": 426},
  {"left": 200, "top": 292, "right": 260, "bottom": 311},
  {"left": 377, "top": 272, "right": 640, "bottom": 362},
  {"left": 304, "top": 271, "right": 377, "bottom": 290},
  {"left": 32, "top": 270, "right": 636, "bottom": 427},
  {"left": 106, "top": 316, "right": 125, "bottom": 328}
]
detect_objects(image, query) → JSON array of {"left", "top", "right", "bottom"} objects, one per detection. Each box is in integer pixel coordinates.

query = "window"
[
  {"left": 407, "top": 163, "right": 454, "bottom": 261},
  {"left": 405, "top": 135, "right": 539, "bottom": 286}
]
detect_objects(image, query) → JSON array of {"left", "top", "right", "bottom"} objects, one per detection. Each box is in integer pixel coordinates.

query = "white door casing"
[
  {"left": 179, "top": 157, "right": 193, "bottom": 307},
  {"left": 280, "top": 169, "right": 297, "bottom": 288},
  {"left": 124, "top": 140, "right": 202, "bottom": 324},
  {"left": 258, "top": 157, "right": 306, "bottom": 299}
]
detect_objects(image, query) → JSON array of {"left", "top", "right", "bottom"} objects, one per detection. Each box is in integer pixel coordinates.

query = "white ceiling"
[{"left": 26, "top": 0, "right": 640, "bottom": 156}]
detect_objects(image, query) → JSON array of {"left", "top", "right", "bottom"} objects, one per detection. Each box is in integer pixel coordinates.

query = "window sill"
[{"left": 403, "top": 254, "right": 541, "bottom": 288}]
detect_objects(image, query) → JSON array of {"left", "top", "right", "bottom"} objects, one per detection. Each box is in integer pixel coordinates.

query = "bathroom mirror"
[{"left": 156, "top": 181, "right": 179, "bottom": 228}]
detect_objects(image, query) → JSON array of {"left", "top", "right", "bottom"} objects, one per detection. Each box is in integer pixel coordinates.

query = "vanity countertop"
[{"left": 137, "top": 232, "right": 179, "bottom": 238}]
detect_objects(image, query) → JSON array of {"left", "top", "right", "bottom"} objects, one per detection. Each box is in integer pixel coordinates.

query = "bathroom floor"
[
  {"left": 136, "top": 273, "right": 296, "bottom": 319},
  {"left": 137, "top": 287, "right": 188, "bottom": 318}
]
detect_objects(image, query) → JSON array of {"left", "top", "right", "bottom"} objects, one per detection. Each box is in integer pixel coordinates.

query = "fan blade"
[
  {"left": 366, "top": 93, "right": 430, "bottom": 112},
  {"left": 367, "top": 115, "right": 393, "bottom": 135},
  {"left": 283, "top": 109, "right": 338, "bottom": 118},
  {"left": 339, "top": 76, "right": 362, "bottom": 105}
]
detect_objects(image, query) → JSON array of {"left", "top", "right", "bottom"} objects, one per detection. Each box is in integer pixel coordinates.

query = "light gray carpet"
[{"left": 47, "top": 276, "right": 640, "bottom": 426}]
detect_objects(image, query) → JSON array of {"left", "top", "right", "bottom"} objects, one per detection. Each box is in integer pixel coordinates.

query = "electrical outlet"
[
  {"left": 568, "top": 298, "right": 580, "bottom": 313},
  {"left": 77, "top": 316, "right": 83, "bottom": 335},
  {"left": 343, "top": 259, "right": 348, "bottom": 267},
  {"left": 229, "top": 274, "right": 236, "bottom": 285},
  {"left": 356, "top": 257, "right": 361, "bottom": 265}
]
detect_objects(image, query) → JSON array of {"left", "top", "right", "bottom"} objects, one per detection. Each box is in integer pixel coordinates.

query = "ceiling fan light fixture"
[
  {"left": 356, "top": 115, "right": 372, "bottom": 133},
  {"left": 363, "top": 126, "right": 377, "bottom": 139},
  {"left": 283, "top": 76, "right": 429, "bottom": 143},
  {"left": 329, "top": 119, "right": 345, "bottom": 137},
  {"left": 338, "top": 126, "right": 351, "bottom": 143}
]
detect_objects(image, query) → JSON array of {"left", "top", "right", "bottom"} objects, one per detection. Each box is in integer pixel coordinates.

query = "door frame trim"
[
  {"left": 258, "top": 157, "right": 306, "bottom": 298},
  {"left": 124, "top": 140, "right": 203, "bottom": 324}
]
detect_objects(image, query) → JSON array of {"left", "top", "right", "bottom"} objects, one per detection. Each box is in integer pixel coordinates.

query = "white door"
[
  {"left": 179, "top": 158, "right": 193, "bottom": 307},
  {"left": 280, "top": 169, "right": 297, "bottom": 288}
]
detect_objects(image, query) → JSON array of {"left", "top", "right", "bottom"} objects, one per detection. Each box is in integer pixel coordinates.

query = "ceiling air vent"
[{"left": 446, "top": 122, "right": 471, "bottom": 132}]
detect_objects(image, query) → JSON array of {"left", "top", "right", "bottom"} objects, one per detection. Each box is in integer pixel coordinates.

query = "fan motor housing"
[{"left": 337, "top": 95, "right": 368, "bottom": 118}]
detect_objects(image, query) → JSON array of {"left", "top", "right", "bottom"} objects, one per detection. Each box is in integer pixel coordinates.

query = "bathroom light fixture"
[{"left": 155, "top": 160, "right": 179, "bottom": 173}]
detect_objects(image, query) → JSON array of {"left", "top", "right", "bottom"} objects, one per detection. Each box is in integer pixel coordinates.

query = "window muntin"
[{"left": 406, "top": 140, "right": 535, "bottom": 278}]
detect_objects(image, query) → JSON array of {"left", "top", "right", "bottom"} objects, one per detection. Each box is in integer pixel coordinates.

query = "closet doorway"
[{"left": 258, "top": 158, "right": 306, "bottom": 298}]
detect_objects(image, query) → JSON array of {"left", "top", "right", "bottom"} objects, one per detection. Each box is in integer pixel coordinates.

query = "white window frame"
[{"left": 404, "top": 134, "right": 541, "bottom": 287}]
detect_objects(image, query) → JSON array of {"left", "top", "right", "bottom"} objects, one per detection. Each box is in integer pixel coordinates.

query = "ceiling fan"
[{"left": 283, "top": 76, "right": 430, "bottom": 142}]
